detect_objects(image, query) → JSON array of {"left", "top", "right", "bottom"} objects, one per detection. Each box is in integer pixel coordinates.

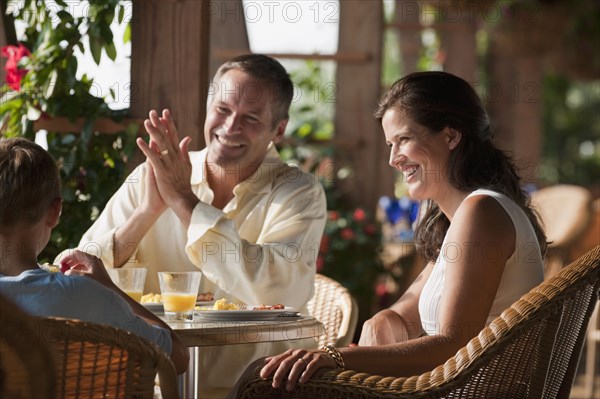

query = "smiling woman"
[{"left": 234, "top": 71, "right": 549, "bottom": 393}]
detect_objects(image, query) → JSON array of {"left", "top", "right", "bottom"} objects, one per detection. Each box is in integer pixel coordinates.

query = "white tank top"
[{"left": 419, "top": 189, "right": 544, "bottom": 335}]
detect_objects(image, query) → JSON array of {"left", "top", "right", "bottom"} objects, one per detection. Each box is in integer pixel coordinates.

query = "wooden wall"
[
  {"left": 130, "top": 0, "right": 211, "bottom": 151},
  {"left": 1, "top": 0, "right": 550, "bottom": 210},
  {"left": 208, "top": 0, "right": 250, "bottom": 79},
  {"left": 335, "top": 0, "right": 395, "bottom": 211}
]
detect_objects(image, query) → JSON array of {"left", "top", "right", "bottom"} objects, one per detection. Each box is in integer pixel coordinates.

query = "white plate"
[
  {"left": 143, "top": 301, "right": 214, "bottom": 313},
  {"left": 195, "top": 306, "right": 297, "bottom": 321},
  {"left": 142, "top": 302, "right": 164, "bottom": 312}
]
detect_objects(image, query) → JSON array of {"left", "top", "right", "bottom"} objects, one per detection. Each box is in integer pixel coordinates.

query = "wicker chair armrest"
[
  {"left": 237, "top": 366, "right": 439, "bottom": 399},
  {"left": 237, "top": 247, "right": 600, "bottom": 399},
  {"left": 156, "top": 351, "right": 179, "bottom": 398}
]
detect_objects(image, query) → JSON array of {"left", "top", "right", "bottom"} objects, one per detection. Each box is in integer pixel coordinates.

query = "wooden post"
[
  {"left": 335, "top": 0, "right": 393, "bottom": 211},
  {"left": 512, "top": 56, "right": 542, "bottom": 184},
  {"left": 394, "top": 0, "right": 422, "bottom": 75},
  {"left": 131, "top": 0, "right": 211, "bottom": 152},
  {"left": 436, "top": 16, "right": 477, "bottom": 83},
  {"left": 208, "top": 0, "right": 250, "bottom": 79},
  {"left": 0, "top": 0, "right": 18, "bottom": 89}
]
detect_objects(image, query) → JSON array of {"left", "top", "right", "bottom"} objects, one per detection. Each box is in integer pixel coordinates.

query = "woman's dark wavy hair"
[{"left": 374, "top": 71, "right": 547, "bottom": 262}]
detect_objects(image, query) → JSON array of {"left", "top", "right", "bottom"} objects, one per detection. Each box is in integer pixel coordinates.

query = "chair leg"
[{"left": 584, "top": 302, "right": 599, "bottom": 397}]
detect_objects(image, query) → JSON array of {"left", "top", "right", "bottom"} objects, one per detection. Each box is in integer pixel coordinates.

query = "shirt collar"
[{"left": 191, "top": 142, "right": 284, "bottom": 194}]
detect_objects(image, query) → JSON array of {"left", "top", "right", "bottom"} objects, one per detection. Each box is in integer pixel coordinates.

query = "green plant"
[
  {"left": 317, "top": 208, "right": 385, "bottom": 326},
  {"left": 278, "top": 61, "right": 393, "bottom": 337},
  {"left": 540, "top": 74, "right": 600, "bottom": 186},
  {"left": 0, "top": 0, "right": 137, "bottom": 262}
]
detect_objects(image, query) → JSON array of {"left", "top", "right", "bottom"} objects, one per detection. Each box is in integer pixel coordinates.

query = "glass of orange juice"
[
  {"left": 108, "top": 267, "right": 147, "bottom": 302},
  {"left": 158, "top": 271, "right": 202, "bottom": 321}
]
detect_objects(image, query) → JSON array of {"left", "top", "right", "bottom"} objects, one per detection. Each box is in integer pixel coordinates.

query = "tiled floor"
[
  {"left": 570, "top": 375, "right": 599, "bottom": 399},
  {"left": 570, "top": 346, "right": 599, "bottom": 399}
]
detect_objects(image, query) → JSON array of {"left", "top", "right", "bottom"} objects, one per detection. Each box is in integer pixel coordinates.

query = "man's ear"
[
  {"left": 46, "top": 197, "right": 63, "bottom": 228},
  {"left": 445, "top": 127, "right": 462, "bottom": 150},
  {"left": 271, "top": 119, "right": 288, "bottom": 144}
]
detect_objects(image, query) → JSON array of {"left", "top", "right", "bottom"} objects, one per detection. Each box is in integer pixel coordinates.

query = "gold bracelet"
[{"left": 322, "top": 345, "right": 345, "bottom": 369}]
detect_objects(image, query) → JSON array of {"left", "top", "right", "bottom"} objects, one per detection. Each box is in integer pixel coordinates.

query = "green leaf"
[
  {"left": 89, "top": 36, "right": 102, "bottom": 65},
  {"left": 99, "top": 23, "right": 113, "bottom": 44},
  {"left": 45, "top": 69, "right": 58, "bottom": 98},
  {"left": 118, "top": 5, "right": 125, "bottom": 24},
  {"left": 105, "top": 41, "right": 117, "bottom": 61},
  {"left": 123, "top": 24, "right": 131, "bottom": 44},
  {"left": 56, "top": 10, "right": 73, "bottom": 23},
  {"left": 0, "top": 96, "right": 22, "bottom": 115},
  {"left": 66, "top": 56, "right": 78, "bottom": 77}
]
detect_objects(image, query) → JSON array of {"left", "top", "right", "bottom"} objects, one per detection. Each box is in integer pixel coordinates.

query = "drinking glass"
[
  {"left": 107, "top": 268, "right": 147, "bottom": 302},
  {"left": 158, "top": 272, "right": 202, "bottom": 321}
]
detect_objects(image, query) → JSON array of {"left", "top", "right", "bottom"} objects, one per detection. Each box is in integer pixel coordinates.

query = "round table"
[{"left": 166, "top": 315, "right": 324, "bottom": 397}]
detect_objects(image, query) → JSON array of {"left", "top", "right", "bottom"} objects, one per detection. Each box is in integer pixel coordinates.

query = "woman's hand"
[
  {"left": 60, "top": 250, "right": 114, "bottom": 289},
  {"left": 260, "top": 348, "right": 336, "bottom": 391}
]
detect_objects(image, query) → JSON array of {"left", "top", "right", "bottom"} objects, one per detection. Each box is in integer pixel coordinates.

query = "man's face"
[{"left": 204, "top": 69, "right": 287, "bottom": 178}]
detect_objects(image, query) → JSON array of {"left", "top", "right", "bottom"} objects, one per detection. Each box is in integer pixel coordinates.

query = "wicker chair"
[
  {"left": 530, "top": 184, "right": 592, "bottom": 278},
  {"left": 0, "top": 295, "right": 56, "bottom": 399},
  {"left": 307, "top": 273, "right": 359, "bottom": 348},
  {"left": 236, "top": 245, "right": 600, "bottom": 399},
  {"left": 36, "top": 317, "right": 179, "bottom": 399}
]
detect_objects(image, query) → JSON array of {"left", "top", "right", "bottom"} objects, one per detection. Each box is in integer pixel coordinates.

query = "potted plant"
[{"left": 0, "top": 0, "right": 138, "bottom": 262}]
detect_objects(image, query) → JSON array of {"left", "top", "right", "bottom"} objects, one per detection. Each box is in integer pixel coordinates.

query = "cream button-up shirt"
[{"left": 68, "top": 144, "right": 327, "bottom": 397}]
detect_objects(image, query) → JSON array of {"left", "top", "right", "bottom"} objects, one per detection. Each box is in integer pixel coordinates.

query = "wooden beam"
[
  {"left": 394, "top": 0, "right": 422, "bottom": 75},
  {"left": 335, "top": 0, "right": 394, "bottom": 212},
  {"left": 386, "top": 22, "right": 475, "bottom": 31},
  {"left": 214, "top": 49, "right": 372, "bottom": 63},
  {"left": 33, "top": 116, "right": 143, "bottom": 135},
  {"left": 436, "top": 15, "right": 477, "bottom": 82},
  {"left": 209, "top": 0, "right": 250, "bottom": 79},
  {"left": 131, "top": 0, "right": 211, "bottom": 153}
]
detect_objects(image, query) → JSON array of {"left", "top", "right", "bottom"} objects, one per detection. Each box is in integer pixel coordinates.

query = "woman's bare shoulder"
[{"left": 448, "top": 194, "right": 515, "bottom": 260}]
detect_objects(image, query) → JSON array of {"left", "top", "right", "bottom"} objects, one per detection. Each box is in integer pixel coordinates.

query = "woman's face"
[{"left": 382, "top": 108, "right": 459, "bottom": 202}]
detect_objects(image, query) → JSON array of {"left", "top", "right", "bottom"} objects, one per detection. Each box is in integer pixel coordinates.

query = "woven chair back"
[
  {"left": 36, "top": 317, "right": 178, "bottom": 399},
  {"left": 307, "top": 274, "right": 359, "bottom": 347},
  {"left": 428, "top": 246, "right": 599, "bottom": 398},
  {"left": 235, "top": 246, "right": 600, "bottom": 399},
  {"left": 0, "top": 294, "right": 56, "bottom": 399}
]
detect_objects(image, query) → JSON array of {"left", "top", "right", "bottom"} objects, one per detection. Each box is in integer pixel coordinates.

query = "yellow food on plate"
[
  {"left": 40, "top": 263, "right": 60, "bottom": 273},
  {"left": 212, "top": 298, "right": 239, "bottom": 310},
  {"left": 141, "top": 293, "right": 162, "bottom": 304}
]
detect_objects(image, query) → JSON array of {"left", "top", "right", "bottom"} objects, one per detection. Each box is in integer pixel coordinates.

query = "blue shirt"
[{"left": 0, "top": 268, "right": 172, "bottom": 355}]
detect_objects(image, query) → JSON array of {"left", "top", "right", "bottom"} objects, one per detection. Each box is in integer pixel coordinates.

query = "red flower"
[
  {"left": 353, "top": 208, "right": 366, "bottom": 222},
  {"left": 328, "top": 211, "right": 339, "bottom": 221},
  {"left": 1, "top": 44, "right": 31, "bottom": 91},
  {"left": 316, "top": 256, "right": 325, "bottom": 272},
  {"left": 363, "top": 223, "right": 377, "bottom": 236},
  {"left": 340, "top": 227, "right": 355, "bottom": 240},
  {"left": 375, "top": 282, "right": 387, "bottom": 298},
  {"left": 319, "top": 235, "right": 330, "bottom": 253}
]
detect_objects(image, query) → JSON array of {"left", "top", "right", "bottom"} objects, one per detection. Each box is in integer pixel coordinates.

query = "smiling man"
[{"left": 64, "top": 54, "right": 327, "bottom": 398}]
